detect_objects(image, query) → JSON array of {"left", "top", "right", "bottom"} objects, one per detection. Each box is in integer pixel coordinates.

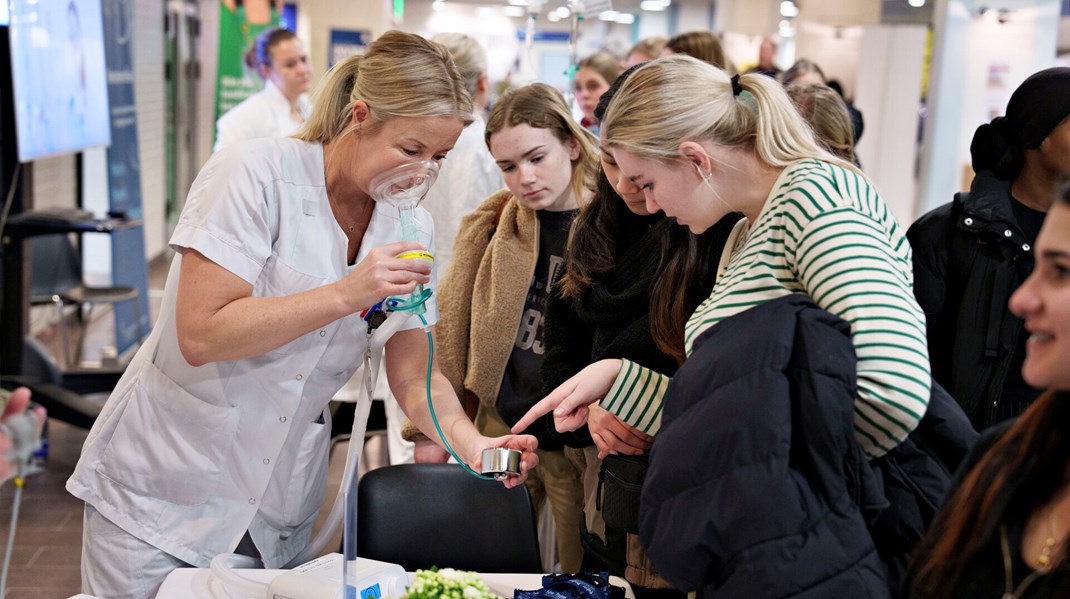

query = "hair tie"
[{"left": 730, "top": 74, "right": 743, "bottom": 96}]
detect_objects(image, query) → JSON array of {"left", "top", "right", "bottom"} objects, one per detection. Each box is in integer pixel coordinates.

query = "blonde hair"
[
  {"left": 295, "top": 31, "right": 473, "bottom": 144},
  {"left": 578, "top": 51, "right": 623, "bottom": 88},
  {"left": 602, "top": 55, "right": 856, "bottom": 173},
  {"left": 786, "top": 84, "right": 856, "bottom": 163},
  {"left": 431, "top": 32, "right": 487, "bottom": 101},
  {"left": 485, "top": 82, "right": 599, "bottom": 206},
  {"left": 782, "top": 58, "right": 827, "bottom": 86},
  {"left": 628, "top": 36, "right": 667, "bottom": 62},
  {"left": 665, "top": 31, "right": 728, "bottom": 70}
]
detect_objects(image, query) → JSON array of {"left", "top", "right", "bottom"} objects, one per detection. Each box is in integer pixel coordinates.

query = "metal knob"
[{"left": 481, "top": 447, "right": 522, "bottom": 480}]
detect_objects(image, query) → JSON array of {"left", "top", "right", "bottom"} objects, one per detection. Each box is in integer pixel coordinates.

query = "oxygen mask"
[
  {"left": 368, "top": 161, "right": 440, "bottom": 317},
  {"left": 367, "top": 160, "right": 439, "bottom": 210}
]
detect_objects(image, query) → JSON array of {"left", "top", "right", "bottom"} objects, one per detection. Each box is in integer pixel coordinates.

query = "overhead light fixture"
[
  {"left": 639, "top": 0, "right": 669, "bottom": 11},
  {"left": 554, "top": 6, "right": 570, "bottom": 17},
  {"left": 780, "top": 1, "right": 798, "bottom": 17},
  {"left": 908, "top": 0, "right": 925, "bottom": 7},
  {"left": 503, "top": 5, "right": 526, "bottom": 16},
  {"left": 432, "top": 0, "right": 445, "bottom": 10},
  {"left": 507, "top": 0, "right": 529, "bottom": 4},
  {"left": 616, "top": 12, "right": 635, "bottom": 23},
  {"left": 598, "top": 10, "right": 620, "bottom": 20}
]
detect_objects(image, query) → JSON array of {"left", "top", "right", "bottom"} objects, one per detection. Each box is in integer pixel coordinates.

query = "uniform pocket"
[{"left": 96, "top": 360, "right": 239, "bottom": 506}]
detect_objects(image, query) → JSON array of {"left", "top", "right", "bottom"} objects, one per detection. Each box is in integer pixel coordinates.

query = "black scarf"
[{"left": 572, "top": 211, "right": 680, "bottom": 377}]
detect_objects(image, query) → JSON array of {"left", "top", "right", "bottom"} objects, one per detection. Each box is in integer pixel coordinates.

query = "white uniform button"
[
  {"left": 320, "top": 330, "right": 326, "bottom": 337},
  {"left": 295, "top": 374, "right": 303, "bottom": 381},
  {"left": 1004, "top": 229, "right": 1012, "bottom": 237},
  {"left": 964, "top": 217, "right": 974, "bottom": 226},
  {"left": 249, "top": 498, "right": 256, "bottom": 505},
  {"left": 279, "top": 416, "right": 287, "bottom": 423},
  {"left": 1022, "top": 243, "right": 1031, "bottom": 251},
  {"left": 263, "top": 458, "right": 271, "bottom": 465}
]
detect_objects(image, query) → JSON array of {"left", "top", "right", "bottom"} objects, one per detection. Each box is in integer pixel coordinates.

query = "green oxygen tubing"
[{"left": 210, "top": 161, "right": 514, "bottom": 599}]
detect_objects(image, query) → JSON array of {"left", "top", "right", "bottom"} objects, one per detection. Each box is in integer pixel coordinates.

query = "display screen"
[
  {"left": 0, "top": 2, "right": 9, "bottom": 27},
  {"left": 8, "top": 0, "right": 111, "bottom": 162}
]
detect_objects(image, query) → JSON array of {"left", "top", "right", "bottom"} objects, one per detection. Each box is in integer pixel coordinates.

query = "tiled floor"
[{"left": 0, "top": 419, "right": 89, "bottom": 598}]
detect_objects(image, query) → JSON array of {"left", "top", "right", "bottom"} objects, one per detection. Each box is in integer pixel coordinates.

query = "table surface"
[{"left": 151, "top": 567, "right": 636, "bottom": 599}]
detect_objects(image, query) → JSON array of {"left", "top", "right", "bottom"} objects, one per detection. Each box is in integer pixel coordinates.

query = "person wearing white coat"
[
  {"left": 69, "top": 33, "right": 539, "bottom": 599},
  {"left": 213, "top": 27, "right": 312, "bottom": 153}
]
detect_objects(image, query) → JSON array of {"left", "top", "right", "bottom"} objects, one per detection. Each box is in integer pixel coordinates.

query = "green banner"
[{"left": 214, "top": 1, "right": 278, "bottom": 143}]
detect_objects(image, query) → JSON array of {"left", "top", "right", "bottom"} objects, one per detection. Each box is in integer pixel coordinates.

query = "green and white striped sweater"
[{"left": 603, "top": 159, "right": 930, "bottom": 458}]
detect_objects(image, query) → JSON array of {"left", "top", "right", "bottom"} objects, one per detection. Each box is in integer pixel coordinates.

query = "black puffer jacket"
[
  {"left": 907, "top": 171, "right": 1039, "bottom": 430},
  {"left": 639, "top": 295, "right": 890, "bottom": 598}
]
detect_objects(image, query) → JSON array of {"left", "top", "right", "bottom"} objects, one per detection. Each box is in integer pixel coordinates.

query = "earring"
[{"left": 694, "top": 163, "right": 712, "bottom": 184}]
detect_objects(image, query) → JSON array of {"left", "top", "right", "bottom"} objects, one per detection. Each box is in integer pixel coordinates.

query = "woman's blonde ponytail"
[{"left": 295, "top": 54, "right": 363, "bottom": 143}]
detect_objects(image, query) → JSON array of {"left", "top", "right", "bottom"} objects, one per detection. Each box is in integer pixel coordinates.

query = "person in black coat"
[
  {"left": 639, "top": 295, "right": 891, "bottom": 598},
  {"left": 907, "top": 67, "right": 1070, "bottom": 431}
]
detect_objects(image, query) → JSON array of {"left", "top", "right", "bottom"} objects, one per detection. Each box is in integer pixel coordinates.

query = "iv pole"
[{"left": 564, "top": 0, "right": 583, "bottom": 108}]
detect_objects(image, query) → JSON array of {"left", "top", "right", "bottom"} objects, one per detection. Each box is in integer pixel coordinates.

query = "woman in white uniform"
[
  {"left": 68, "top": 31, "right": 539, "bottom": 599},
  {"left": 213, "top": 27, "right": 313, "bottom": 153}
]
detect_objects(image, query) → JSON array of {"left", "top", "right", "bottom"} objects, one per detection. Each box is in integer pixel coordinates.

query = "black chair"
[
  {"left": 29, "top": 234, "right": 146, "bottom": 368},
  {"left": 357, "top": 463, "right": 543, "bottom": 573}
]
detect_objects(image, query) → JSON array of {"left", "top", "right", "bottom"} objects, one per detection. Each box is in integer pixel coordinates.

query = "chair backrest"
[
  {"left": 28, "top": 234, "right": 83, "bottom": 302},
  {"left": 357, "top": 463, "right": 543, "bottom": 573}
]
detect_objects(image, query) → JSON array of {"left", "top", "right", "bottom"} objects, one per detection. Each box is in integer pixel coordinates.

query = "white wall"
[
  {"left": 135, "top": 0, "right": 167, "bottom": 260},
  {"left": 917, "top": 0, "right": 1061, "bottom": 216},
  {"left": 793, "top": 21, "right": 864, "bottom": 97},
  {"left": 854, "top": 24, "right": 928, "bottom": 226},
  {"left": 799, "top": 0, "right": 881, "bottom": 26},
  {"left": 714, "top": 0, "right": 778, "bottom": 36}
]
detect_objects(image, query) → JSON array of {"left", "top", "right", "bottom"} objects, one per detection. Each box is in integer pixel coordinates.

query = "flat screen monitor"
[{"left": 8, "top": 0, "right": 111, "bottom": 162}]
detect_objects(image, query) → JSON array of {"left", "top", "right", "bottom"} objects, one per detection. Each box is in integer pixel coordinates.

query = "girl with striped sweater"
[{"left": 513, "top": 54, "right": 930, "bottom": 461}]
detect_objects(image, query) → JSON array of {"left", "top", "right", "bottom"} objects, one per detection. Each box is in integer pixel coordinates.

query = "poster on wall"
[
  {"left": 102, "top": 0, "right": 150, "bottom": 354},
  {"left": 214, "top": 0, "right": 280, "bottom": 142},
  {"left": 985, "top": 62, "right": 1013, "bottom": 120},
  {"left": 329, "top": 29, "right": 371, "bottom": 68}
]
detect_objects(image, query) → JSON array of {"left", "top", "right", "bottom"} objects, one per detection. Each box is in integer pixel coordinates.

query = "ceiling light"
[
  {"left": 598, "top": 10, "right": 620, "bottom": 20},
  {"left": 908, "top": 0, "right": 925, "bottom": 6},
  {"left": 640, "top": 0, "right": 668, "bottom": 11},
  {"left": 616, "top": 13, "right": 635, "bottom": 23},
  {"left": 780, "top": 1, "right": 798, "bottom": 17},
  {"left": 503, "top": 6, "right": 526, "bottom": 16}
]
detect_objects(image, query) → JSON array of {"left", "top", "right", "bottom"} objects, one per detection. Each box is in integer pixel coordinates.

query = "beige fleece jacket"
[{"left": 436, "top": 189, "right": 539, "bottom": 409}]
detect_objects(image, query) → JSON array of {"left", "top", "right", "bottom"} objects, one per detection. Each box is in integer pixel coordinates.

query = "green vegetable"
[{"left": 398, "top": 567, "right": 503, "bottom": 599}]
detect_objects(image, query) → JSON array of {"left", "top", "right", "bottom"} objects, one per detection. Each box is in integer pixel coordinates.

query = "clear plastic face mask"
[{"left": 367, "top": 159, "right": 440, "bottom": 208}]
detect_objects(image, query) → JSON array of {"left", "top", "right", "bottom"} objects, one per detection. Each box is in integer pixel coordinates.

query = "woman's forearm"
[
  {"left": 175, "top": 251, "right": 352, "bottom": 365},
  {"left": 178, "top": 286, "right": 351, "bottom": 366}
]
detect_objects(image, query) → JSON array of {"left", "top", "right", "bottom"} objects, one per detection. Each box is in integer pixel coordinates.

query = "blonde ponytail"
[
  {"left": 295, "top": 31, "right": 474, "bottom": 145},
  {"left": 296, "top": 54, "right": 364, "bottom": 143},
  {"left": 737, "top": 72, "right": 857, "bottom": 172}
]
